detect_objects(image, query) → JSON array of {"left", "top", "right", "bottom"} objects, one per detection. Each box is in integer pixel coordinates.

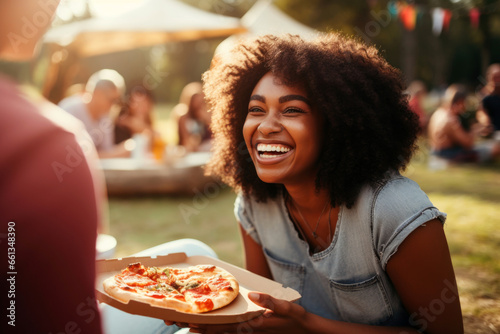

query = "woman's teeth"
[{"left": 257, "top": 144, "right": 291, "bottom": 158}]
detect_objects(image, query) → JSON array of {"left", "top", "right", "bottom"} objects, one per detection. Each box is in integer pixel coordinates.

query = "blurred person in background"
[
  {"left": 407, "top": 80, "right": 428, "bottom": 134},
  {"left": 114, "top": 84, "right": 156, "bottom": 144},
  {"left": 0, "top": 0, "right": 103, "bottom": 332},
  {"left": 476, "top": 63, "right": 500, "bottom": 134},
  {"left": 428, "top": 84, "right": 500, "bottom": 163},
  {"left": 172, "top": 81, "right": 212, "bottom": 152},
  {"left": 114, "top": 83, "right": 166, "bottom": 161},
  {"left": 59, "top": 69, "right": 131, "bottom": 158}
]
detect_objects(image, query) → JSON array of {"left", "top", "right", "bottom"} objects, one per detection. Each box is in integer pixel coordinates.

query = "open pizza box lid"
[{"left": 96, "top": 252, "right": 301, "bottom": 324}]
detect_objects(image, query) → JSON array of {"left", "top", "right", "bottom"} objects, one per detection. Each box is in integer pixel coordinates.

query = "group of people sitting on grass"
[{"left": 409, "top": 64, "right": 500, "bottom": 166}]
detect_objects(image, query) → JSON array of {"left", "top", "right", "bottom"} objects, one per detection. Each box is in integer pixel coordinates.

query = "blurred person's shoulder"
[
  {"left": 38, "top": 94, "right": 93, "bottom": 144},
  {"left": 58, "top": 94, "right": 84, "bottom": 109},
  {"left": 431, "top": 107, "right": 455, "bottom": 126},
  {"left": 0, "top": 76, "right": 93, "bottom": 162},
  {"left": 0, "top": 76, "right": 62, "bottom": 147},
  {"left": 58, "top": 93, "right": 87, "bottom": 117}
]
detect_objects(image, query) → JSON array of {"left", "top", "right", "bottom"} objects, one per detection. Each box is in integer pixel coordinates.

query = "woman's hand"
[{"left": 166, "top": 292, "right": 309, "bottom": 334}]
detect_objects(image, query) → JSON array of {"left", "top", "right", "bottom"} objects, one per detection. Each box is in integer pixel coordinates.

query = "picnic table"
[{"left": 99, "top": 152, "right": 216, "bottom": 196}]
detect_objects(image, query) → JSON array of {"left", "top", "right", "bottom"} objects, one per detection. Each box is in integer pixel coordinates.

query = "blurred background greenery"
[{"left": 31, "top": 0, "right": 500, "bottom": 106}]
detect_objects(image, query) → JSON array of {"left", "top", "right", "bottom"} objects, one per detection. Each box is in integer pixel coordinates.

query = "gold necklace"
[{"left": 287, "top": 195, "right": 332, "bottom": 248}]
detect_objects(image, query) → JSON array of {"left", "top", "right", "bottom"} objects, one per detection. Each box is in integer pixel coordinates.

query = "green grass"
[
  {"left": 109, "top": 188, "right": 242, "bottom": 266},
  {"left": 405, "top": 161, "right": 500, "bottom": 273},
  {"left": 108, "top": 147, "right": 500, "bottom": 332},
  {"left": 404, "top": 154, "right": 500, "bottom": 331}
]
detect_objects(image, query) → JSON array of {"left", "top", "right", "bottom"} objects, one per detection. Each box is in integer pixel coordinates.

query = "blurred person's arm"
[
  {"left": 475, "top": 103, "right": 494, "bottom": 136},
  {"left": 177, "top": 114, "right": 201, "bottom": 152},
  {"left": 476, "top": 108, "right": 491, "bottom": 126},
  {"left": 97, "top": 141, "right": 132, "bottom": 159},
  {"left": 98, "top": 116, "right": 132, "bottom": 158},
  {"left": 177, "top": 114, "right": 190, "bottom": 147},
  {"left": 448, "top": 116, "right": 475, "bottom": 149}
]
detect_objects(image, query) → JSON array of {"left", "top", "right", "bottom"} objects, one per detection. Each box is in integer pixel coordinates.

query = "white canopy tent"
[
  {"left": 215, "top": 0, "right": 320, "bottom": 58},
  {"left": 44, "top": 0, "right": 246, "bottom": 57}
]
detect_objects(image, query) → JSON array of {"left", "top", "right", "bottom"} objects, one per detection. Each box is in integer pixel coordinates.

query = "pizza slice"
[{"left": 103, "top": 262, "right": 239, "bottom": 313}]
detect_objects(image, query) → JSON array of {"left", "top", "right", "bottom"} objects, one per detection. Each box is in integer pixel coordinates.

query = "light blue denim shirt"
[{"left": 235, "top": 173, "right": 446, "bottom": 326}]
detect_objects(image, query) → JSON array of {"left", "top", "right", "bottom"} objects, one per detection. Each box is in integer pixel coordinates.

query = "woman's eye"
[
  {"left": 248, "top": 106, "right": 264, "bottom": 113},
  {"left": 283, "top": 107, "right": 306, "bottom": 114}
]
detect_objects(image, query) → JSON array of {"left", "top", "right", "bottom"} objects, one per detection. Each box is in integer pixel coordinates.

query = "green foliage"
[{"left": 186, "top": 0, "right": 500, "bottom": 88}]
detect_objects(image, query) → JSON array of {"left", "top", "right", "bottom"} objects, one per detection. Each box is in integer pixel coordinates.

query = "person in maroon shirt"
[{"left": 0, "top": 1, "right": 102, "bottom": 333}]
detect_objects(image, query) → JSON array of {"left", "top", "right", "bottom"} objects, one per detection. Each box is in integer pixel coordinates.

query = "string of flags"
[{"left": 387, "top": 1, "right": 482, "bottom": 35}]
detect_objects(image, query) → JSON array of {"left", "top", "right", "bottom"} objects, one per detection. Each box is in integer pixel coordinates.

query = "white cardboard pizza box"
[{"left": 95, "top": 253, "right": 301, "bottom": 324}]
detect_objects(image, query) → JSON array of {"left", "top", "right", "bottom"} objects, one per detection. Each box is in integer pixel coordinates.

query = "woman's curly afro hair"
[{"left": 203, "top": 33, "right": 419, "bottom": 208}]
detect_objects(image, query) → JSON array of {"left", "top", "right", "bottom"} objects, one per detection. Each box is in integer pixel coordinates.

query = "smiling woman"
[
  {"left": 243, "top": 73, "right": 325, "bottom": 186},
  {"left": 198, "top": 33, "right": 465, "bottom": 333}
]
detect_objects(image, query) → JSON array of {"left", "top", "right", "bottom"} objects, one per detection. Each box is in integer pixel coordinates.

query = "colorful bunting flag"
[
  {"left": 387, "top": 0, "right": 399, "bottom": 17},
  {"left": 470, "top": 8, "right": 480, "bottom": 29},
  {"left": 399, "top": 4, "right": 416, "bottom": 31},
  {"left": 432, "top": 7, "right": 445, "bottom": 35},
  {"left": 443, "top": 9, "right": 452, "bottom": 31},
  {"left": 386, "top": 1, "right": 479, "bottom": 34}
]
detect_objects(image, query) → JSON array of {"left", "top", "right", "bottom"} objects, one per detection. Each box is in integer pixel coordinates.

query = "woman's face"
[
  {"left": 130, "top": 92, "right": 153, "bottom": 116},
  {"left": 243, "top": 72, "right": 325, "bottom": 187},
  {"left": 191, "top": 93, "right": 209, "bottom": 122}
]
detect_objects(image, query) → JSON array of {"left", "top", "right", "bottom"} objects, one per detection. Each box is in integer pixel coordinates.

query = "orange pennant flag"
[{"left": 399, "top": 4, "right": 416, "bottom": 31}]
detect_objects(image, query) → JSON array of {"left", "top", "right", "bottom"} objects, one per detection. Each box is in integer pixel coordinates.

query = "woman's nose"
[{"left": 258, "top": 113, "right": 283, "bottom": 136}]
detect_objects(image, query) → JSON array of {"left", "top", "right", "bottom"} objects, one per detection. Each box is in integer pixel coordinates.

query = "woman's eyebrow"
[
  {"left": 250, "top": 95, "right": 265, "bottom": 103},
  {"left": 279, "top": 94, "right": 310, "bottom": 105}
]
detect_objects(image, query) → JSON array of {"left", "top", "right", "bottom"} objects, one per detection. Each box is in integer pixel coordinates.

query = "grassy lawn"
[
  {"left": 405, "top": 155, "right": 500, "bottom": 333},
  {"left": 108, "top": 146, "right": 500, "bottom": 333},
  {"left": 109, "top": 187, "right": 241, "bottom": 266}
]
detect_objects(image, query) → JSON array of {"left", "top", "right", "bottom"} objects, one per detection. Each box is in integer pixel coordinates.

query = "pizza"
[{"left": 103, "top": 262, "right": 239, "bottom": 313}]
